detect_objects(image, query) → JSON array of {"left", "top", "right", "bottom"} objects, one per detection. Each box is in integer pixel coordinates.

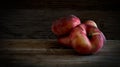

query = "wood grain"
[{"left": 0, "top": 39, "right": 120, "bottom": 67}]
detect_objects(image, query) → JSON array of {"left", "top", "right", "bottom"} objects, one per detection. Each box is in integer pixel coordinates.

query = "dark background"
[
  {"left": 0, "top": 1, "right": 120, "bottom": 67},
  {"left": 0, "top": 0, "right": 120, "bottom": 39}
]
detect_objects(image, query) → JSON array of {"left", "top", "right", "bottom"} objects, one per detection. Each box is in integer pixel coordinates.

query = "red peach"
[
  {"left": 51, "top": 15, "right": 81, "bottom": 36},
  {"left": 70, "top": 24, "right": 105, "bottom": 54},
  {"left": 84, "top": 20, "right": 98, "bottom": 28},
  {"left": 86, "top": 25, "right": 104, "bottom": 54},
  {"left": 70, "top": 24, "right": 92, "bottom": 54},
  {"left": 58, "top": 36, "right": 72, "bottom": 47}
]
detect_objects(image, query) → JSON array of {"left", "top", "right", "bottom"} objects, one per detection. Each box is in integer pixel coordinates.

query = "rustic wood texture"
[
  {"left": 0, "top": 0, "right": 119, "bottom": 10},
  {"left": 0, "top": 0, "right": 120, "bottom": 39},
  {"left": 0, "top": 9, "right": 120, "bottom": 39},
  {"left": 0, "top": 39, "right": 120, "bottom": 67}
]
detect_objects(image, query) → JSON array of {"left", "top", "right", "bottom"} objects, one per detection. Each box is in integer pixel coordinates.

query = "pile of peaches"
[{"left": 51, "top": 15, "right": 106, "bottom": 55}]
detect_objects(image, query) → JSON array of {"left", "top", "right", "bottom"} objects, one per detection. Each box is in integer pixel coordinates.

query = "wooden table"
[{"left": 0, "top": 39, "right": 120, "bottom": 67}]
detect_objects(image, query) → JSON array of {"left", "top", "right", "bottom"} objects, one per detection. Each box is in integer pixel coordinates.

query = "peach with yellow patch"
[
  {"left": 70, "top": 24, "right": 105, "bottom": 54},
  {"left": 84, "top": 20, "right": 98, "bottom": 28}
]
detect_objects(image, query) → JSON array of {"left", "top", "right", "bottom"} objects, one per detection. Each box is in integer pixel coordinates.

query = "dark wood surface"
[{"left": 0, "top": 39, "right": 120, "bottom": 67}]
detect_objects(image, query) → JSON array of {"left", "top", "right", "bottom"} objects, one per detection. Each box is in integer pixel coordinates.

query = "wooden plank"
[{"left": 0, "top": 39, "right": 120, "bottom": 67}]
